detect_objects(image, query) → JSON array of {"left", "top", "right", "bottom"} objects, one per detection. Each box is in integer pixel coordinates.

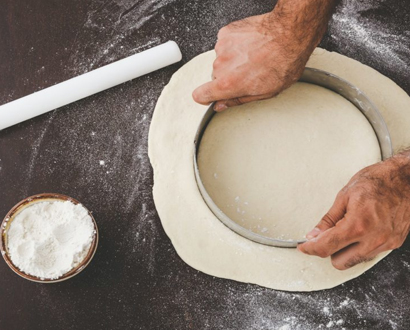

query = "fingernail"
[
  {"left": 306, "top": 227, "right": 321, "bottom": 240},
  {"left": 214, "top": 103, "right": 228, "bottom": 112}
]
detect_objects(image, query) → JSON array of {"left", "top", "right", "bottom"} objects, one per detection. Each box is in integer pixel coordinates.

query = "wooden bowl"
[{"left": 0, "top": 193, "right": 98, "bottom": 283}]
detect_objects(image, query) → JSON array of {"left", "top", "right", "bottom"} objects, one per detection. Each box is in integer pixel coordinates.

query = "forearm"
[{"left": 269, "top": 0, "right": 338, "bottom": 56}]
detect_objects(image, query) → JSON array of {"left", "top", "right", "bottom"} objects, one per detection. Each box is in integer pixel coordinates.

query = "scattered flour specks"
[
  {"left": 328, "top": 0, "right": 410, "bottom": 87},
  {"left": 1, "top": 1, "right": 409, "bottom": 329}
]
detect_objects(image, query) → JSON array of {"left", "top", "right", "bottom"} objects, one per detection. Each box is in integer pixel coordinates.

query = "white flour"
[
  {"left": 6, "top": 200, "right": 95, "bottom": 280},
  {"left": 328, "top": 0, "right": 409, "bottom": 75}
]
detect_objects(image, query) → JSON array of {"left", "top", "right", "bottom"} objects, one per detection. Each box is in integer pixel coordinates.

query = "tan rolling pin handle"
[{"left": 0, "top": 41, "right": 183, "bottom": 131}]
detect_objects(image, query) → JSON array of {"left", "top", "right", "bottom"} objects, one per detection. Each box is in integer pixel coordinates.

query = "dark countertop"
[{"left": 1, "top": 1, "right": 409, "bottom": 329}]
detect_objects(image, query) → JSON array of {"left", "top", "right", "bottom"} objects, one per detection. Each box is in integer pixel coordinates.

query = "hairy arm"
[
  {"left": 192, "top": 0, "right": 338, "bottom": 111},
  {"left": 298, "top": 150, "right": 410, "bottom": 270}
]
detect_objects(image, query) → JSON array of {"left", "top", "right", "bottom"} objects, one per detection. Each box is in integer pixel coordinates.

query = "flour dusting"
[
  {"left": 327, "top": 0, "right": 410, "bottom": 89},
  {"left": 0, "top": 0, "right": 409, "bottom": 329}
]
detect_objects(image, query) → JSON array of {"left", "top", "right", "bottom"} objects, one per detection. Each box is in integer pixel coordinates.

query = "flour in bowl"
[{"left": 6, "top": 200, "right": 95, "bottom": 279}]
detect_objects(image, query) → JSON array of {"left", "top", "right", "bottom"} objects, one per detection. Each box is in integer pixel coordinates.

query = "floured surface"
[
  {"left": 149, "top": 49, "right": 410, "bottom": 291},
  {"left": 1, "top": 0, "right": 410, "bottom": 328},
  {"left": 198, "top": 83, "right": 380, "bottom": 240}
]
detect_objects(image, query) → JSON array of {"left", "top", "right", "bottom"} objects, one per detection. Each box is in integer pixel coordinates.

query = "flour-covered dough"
[{"left": 148, "top": 49, "right": 410, "bottom": 291}]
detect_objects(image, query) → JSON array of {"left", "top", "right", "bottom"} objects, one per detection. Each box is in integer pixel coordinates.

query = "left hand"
[
  {"left": 192, "top": 1, "right": 337, "bottom": 111},
  {"left": 192, "top": 13, "right": 308, "bottom": 111},
  {"left": 298, "top": 153, "right": 410, "bottom": 270}
]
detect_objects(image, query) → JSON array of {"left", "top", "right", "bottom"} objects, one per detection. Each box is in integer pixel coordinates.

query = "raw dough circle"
[
  {"left": 148, "top": 49, "right": 410, "bottom": 291},
  {"left": 198, "top": 82, "right": 380, "bottom": 241}
]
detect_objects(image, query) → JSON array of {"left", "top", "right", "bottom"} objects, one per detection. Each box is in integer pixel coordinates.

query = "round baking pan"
[{"left": 193, "top": 68, "right": 393, "bottom": 248}]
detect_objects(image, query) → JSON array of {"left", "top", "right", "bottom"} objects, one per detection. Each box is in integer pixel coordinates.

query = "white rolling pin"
[{"left": 0, "top": 41, "right": 182, "bottom": 130}]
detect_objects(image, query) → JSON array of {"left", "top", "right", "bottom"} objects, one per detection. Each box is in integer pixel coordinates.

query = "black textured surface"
[{"left": 0, "top": 1, "right": 410, "bottom": 329}]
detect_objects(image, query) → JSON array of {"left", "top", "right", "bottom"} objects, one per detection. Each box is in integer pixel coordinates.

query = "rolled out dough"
[{"left": 148, "top": 49, "right": 410, "bottom": 291}]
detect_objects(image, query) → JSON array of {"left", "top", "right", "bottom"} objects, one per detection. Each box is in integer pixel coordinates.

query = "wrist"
[{"left": 383, "top": 151, "right": 410, "bottom": 191}]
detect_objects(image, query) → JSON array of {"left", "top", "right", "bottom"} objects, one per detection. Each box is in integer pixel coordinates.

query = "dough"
[
  {"left": 148, "top": 49, "right": 410, "bottom": 291},
  {"left": 198, "top": 82, "right": 380, "bottom": 241}
]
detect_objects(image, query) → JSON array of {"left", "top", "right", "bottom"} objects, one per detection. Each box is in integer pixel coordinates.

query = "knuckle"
[
  {"left": 217, "top": 52, "right": 232, "bottom": 63},
  {"left": 212, "top": 57, "right": 223, "bottom": 71},
  {"left": 217, "top": 27, "right": 228, "bottom": 39},
  {"left": 353, "top": 222, "right": 367, "bottom": 237},
  {"left": 336, "top": 189, "right": 347, "bottom": 199},
  {"left": 214, "top": 41, "right": 223, "bottom": 53}
]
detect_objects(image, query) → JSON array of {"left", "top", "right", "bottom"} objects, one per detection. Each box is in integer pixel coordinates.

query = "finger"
[
  {"left": 192, "top": 75, "right": 245, "bottom": 105},
  {"left": 214, "top": 94, "right": 274, "bottom": 112},
  {"left": 330, "top": 241, "right": 387, "bottom": 270},
  {"left": 305, "top": 191, "right": 348, "bottom": 240},
  {"left": 192, "top": 81, "right": 217, "bottom": 105},
  {"left": 298, "top": 218, "right": 357, "bottom": 258}
]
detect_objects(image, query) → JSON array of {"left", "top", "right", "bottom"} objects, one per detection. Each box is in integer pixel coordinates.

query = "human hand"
[
  {"left": 192, "top": 0, "right": 336, "bottom": 111},
  {"left": 298, "top": 153, "right": 410, "bottom": 270}
]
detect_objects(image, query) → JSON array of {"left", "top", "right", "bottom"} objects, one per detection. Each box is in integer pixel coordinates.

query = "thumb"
[
  {"left": 192, "top": 73, "right": 245, "bottom": 106},
  {"left": 306, "top": 191, "right": 348, "bottom": 240}
]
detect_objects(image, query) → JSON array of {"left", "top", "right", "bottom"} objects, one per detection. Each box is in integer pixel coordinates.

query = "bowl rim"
[{"left": 0, "top": 193, "right": 99, "bottom": 283}]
